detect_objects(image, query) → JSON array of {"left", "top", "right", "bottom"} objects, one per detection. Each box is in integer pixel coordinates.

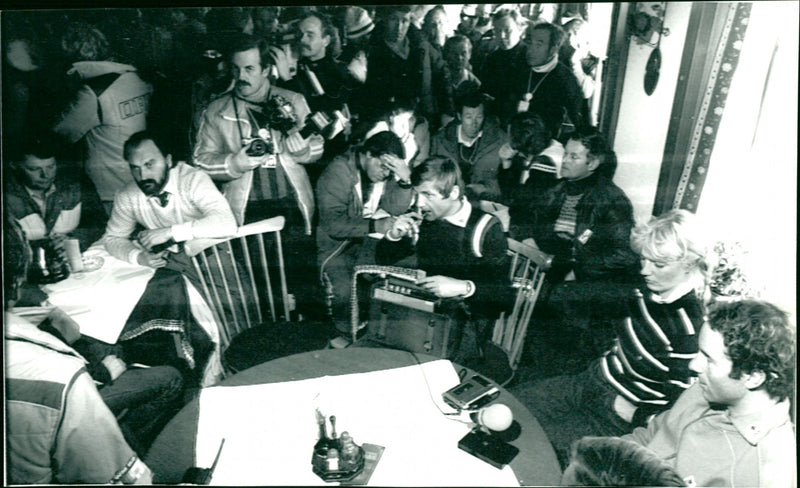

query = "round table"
[{"left": 145, "top": 347, "right": 561, "bottom": 485}]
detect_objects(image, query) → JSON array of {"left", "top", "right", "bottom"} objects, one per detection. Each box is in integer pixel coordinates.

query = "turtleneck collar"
[
  {"left": 531, "top": 53, "right": 559, "bottom": 73},
  {"left": 564, "top": 171, "right": 599, "bottom": 195}
]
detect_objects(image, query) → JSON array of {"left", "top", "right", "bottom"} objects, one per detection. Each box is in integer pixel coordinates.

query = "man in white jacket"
[{"left": 53, "top": 22, "right": 152, "bottom": 212}]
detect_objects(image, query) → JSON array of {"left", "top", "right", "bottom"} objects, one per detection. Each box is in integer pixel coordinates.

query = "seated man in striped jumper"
[{"left": 384, "top": 156, "right": 514, "bottom": 366}]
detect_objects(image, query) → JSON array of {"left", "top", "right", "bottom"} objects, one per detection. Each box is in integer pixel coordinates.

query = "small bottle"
[
  {"left": 44, "top": 239, "right": 70, "bottom": 283},
  {"left": 326, "top": 449, "right": 339, "bottom": 472},
  {"left": 329, "top": 415, "right": 340, "bottom": 450},
  {"left": 314, "top": 414, "right": 329, "bottom": 455},
  {"left": 339, "top": 432, "right": 360, "bottom": 470}
]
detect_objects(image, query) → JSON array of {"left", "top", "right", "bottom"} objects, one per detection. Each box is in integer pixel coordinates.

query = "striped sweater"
[{"left": 601, "top": 289, "right": 704, "bottom": 407}]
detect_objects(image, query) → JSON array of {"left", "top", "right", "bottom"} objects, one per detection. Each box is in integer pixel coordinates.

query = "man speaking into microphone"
[{"left": 384, "top": 157, "right": 514, "bottom": 369}]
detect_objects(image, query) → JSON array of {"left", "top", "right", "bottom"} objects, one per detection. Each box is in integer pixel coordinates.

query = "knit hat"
[{"left": 344, "top": 7, "right": 374, "bottom": 40}]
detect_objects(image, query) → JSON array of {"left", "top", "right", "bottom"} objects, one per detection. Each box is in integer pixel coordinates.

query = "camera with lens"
[{"left": 246, "top": 138, "right": 274, "bottom": 157}]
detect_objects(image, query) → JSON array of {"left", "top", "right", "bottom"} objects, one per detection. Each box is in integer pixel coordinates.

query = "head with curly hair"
[
  {"left": 509, "top": 112, "right": 552, "bottom": 158},
  {"left": 562, "top": 437, "right": 686, "bottom": 486},
  {"left": 60, "top": 21, "right": 111, "bottom": 62},
  {"left": 630, "top": 209, "right": 710, "bottom": 298},
  {"left": 692, "top": 300, "right": 795, "bottom": 404}
]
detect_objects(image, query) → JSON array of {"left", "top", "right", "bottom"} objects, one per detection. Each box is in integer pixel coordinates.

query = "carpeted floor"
[{"left": 230, "top": 299, "right": 600, "bottom": 389}]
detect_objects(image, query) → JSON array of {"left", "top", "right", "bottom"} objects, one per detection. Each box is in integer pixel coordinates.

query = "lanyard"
[{"left": 232, "top": 90, "right": 272, "bottom": 147}]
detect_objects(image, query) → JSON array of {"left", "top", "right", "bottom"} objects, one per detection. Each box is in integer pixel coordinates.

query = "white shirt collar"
[
  {"left": 650, "top": 276, "right": 701, "bottom": 304},
  {"left": 146, "top": 164, "right": 180, "bottom": 203},
  {"left": 443, "top": 197, "right": 472, "bottom": 228},
  {"left": 25, "top": 184, "right": 56, "bottom": 200},
  {"left": 25, "top": 184, "right": 56, "bottom": 216},
  {"left": 458, "top": 125, "right": 482, "bottom": 147}
]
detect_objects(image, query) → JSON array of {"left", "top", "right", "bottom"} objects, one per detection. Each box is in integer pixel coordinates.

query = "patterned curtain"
[{"left": 671, "top": 2, "right": 752, "bottom": 211}]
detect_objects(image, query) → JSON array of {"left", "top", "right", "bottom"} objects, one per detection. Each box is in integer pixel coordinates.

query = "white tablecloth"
[
  {"left": 43, "top": 243, "right": 223, "bottom": 386},
  {"left": 196, "top": 360, "right": 519, "bottom": 486},
  {"left": 43, "top": 245, "right": 154, "bottom": 344}
]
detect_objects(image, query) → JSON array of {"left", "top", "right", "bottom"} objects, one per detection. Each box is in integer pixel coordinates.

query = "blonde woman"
[{"left": 511, "top": 209, "right": 709, "bottom": 467}]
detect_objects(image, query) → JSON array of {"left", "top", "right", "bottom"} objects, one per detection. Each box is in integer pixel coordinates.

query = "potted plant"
[{"left": 708, "top": 241, "right": 759, "bottom": 301}]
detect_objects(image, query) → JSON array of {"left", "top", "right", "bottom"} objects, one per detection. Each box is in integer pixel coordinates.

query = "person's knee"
[{"left": 151, "top": 365, "right": 185, "bottom": 398}]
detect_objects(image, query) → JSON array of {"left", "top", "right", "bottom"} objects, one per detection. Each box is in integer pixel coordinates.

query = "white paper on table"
[
  {"left": 196, "top": 360, "right": 519, "bottom": 486},
  {"left": 43, "top": 247, "right": 154, "bottom": 344}
]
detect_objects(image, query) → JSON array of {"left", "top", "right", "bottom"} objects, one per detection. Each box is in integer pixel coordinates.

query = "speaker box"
[{"left": 366, "top": 283, "right": 460, "bottom": 358}]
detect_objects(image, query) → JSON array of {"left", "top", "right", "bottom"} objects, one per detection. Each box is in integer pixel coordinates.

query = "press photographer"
[{"left": 193, "top": 33, "right": 325, "bottom": 317}]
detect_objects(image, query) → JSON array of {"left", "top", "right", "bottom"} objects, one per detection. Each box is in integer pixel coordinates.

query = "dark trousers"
[
  {"left": 538, "top": 279, "right": 631, "bottom": 358},
  {"left": 100, "top": 365, "right": 184, "bottom": 457},
  {"left": 509, "top": 359, "right": 631, "bottom": 468}
]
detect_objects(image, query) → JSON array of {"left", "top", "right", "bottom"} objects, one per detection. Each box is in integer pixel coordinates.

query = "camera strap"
[
  {"left": 232, "top": 92, "right": 273, "bottom": 146},
  {"left": 232, "top": 93, "right": 248, "bottom": 148}
]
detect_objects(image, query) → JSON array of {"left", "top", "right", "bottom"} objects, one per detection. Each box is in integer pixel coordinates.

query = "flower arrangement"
[{"left": 708, "top": 241, "right": 759, "bottom": 299}]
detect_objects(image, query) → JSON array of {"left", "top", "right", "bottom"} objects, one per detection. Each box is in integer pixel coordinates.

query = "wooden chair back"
[
  {"left": 190, "top": 217, "right": 290, "bottom": 351},
  {"left": 492, "top": 238, "right": 552, "bottom": 371}
]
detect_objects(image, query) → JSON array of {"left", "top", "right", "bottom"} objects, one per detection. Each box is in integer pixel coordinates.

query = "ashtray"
[{"left": 80, "top": 255, "right": 104, "bottom": 272}]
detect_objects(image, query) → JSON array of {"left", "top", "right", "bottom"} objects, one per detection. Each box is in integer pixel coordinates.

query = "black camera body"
[{"left": 246, "top": 138, "right": 274, "bottom": 157}]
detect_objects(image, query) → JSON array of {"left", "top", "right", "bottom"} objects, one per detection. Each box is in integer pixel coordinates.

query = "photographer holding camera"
[
  {"left": 193, "top": 33, "right": 326, "bottom": 317},
  {"left": 193, "top": 33, "right": 324, "bottom": 229}
]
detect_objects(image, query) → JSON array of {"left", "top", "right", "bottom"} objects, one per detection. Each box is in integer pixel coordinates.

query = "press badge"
[
  {"left": 261, "top": 154, "right": 277, "bottom": 169},
  {"left": 517, "top": 93, "right": 533, "bottom": 113},
  {"left": 578, "top": 229, "right": 593, "bottom": 244}
]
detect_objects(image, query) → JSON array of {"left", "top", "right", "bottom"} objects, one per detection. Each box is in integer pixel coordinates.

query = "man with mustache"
[
  {"left": 194, "top": 33, "right": 326, "bottom": 318},
  {"left": 194, "top": 33, "right": 323, "bottom": 228},
  {"left": 276, "top": 12, "right": 362, "bottom": 171},
  {"left": 102, "top": 131, "right": 238, "bottom": 387},
  {"left": 279, "top": 12, "right": 358, "bottom": 116}
]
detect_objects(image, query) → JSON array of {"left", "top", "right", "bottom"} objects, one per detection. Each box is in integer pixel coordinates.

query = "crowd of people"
[{"left": 3, "top": 5, "right": 795, "bottom": 486}]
